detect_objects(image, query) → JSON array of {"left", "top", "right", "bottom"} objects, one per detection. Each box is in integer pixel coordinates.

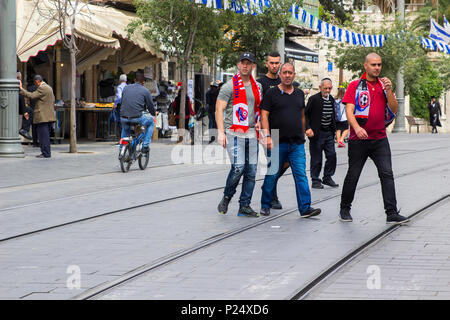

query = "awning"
[
  {"left": 16, "top": 0, "right": 163, "bottom": 70},
  {"left": 285, "top": 39, "right": 318, "bottom": 63}
]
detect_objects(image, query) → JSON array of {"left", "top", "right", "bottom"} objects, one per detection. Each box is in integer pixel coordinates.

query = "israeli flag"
[
  {"left": 429, "top": 18, "right": 450, "bottom": 44},
  {"left": 444, "top": 15, "right": 450, "bottom": 32}
]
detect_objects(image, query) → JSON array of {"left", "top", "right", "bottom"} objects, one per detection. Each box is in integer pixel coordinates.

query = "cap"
[
  {"left": 239, "top": 52, "right": 255, "bottom": 63},
  {"left": 119, "top": 74, "right": 127, "bottom": 82}
]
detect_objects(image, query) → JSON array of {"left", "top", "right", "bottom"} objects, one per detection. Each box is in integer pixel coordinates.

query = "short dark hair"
[
  {"left": 431, "top": 96, "right": 436, "bottom": 99},
  {"left": 135, "top": 71, "right": 145, "bottom": 83},
  {"left": 268, "top": 51, "right": 280, "bottom": 59},
  {"left": 33, "top": 74, "right": 43, "bottom": 82}
]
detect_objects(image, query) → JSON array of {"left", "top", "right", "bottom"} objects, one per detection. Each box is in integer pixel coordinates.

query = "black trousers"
[
  {"left": 309, "top": 130, "right": 337, "bottom": 182},
  {"left": 21, "top": 106, "right": 33, "bottom": 132},
  {"left": 36, "top": 122, "right": 52, "bottom": 157},
  {"left": 340, "top": 138, "right": 397, "bottom": 215}
]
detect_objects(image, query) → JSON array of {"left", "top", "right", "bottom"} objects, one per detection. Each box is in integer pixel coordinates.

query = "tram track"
[
  {"left": 2, "top": 144, "right": 446, "bottom": 215},
  {"left": 70, "top": 161, "right": 450, "bottom": 300},
  {"left": 2, "top": 144, "right": 448, "bottom": 245},
  {"left": 288, "top": 194, "right": 450, "bottom": 300}
]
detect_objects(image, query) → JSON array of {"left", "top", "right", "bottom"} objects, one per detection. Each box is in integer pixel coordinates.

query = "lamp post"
[
  {"left": 0, "top": 0, "right": 25, "bottom": 157},
  {"left": 392, "top": 0, "right": 407, "bottom": 133}
]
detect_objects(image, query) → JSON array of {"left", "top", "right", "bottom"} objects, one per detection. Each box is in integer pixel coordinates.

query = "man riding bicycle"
[{"left": 120, "top": 70, "right": 156, "bottom": 154}]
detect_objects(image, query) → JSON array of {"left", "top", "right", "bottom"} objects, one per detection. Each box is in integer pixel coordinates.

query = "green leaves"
[{"left": 332, "top": 18, "right": 446, "bottom": 119}]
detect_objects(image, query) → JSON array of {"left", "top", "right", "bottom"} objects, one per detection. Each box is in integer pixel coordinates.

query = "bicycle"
[{"left": 118, "top": 123, "right": 150, "bottom": 173}]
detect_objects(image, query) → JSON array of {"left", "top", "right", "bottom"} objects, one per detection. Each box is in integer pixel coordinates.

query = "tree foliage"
[
  {"left": 217, "top": 0, "right": 297, "bottom": 70},
  {"left": 404, "top": 56, "right": 445, "bottom": 119},
  {"left": 330, "top": 19, "right": 446, "bottom": 119},
  {"left": 319, "top": 0, "right": 353, "bottom": 25}
]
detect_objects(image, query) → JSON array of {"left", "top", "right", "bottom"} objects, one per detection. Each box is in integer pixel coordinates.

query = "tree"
[
  {"left": 217, "top": 0, "right": 297, "bottom": 71},
  {"left": 319, "top": 0, "right": 353, "bottom": 25},
  {"left": 404, "top": 55, "right": 445, "bottom": 119},
  {"left": 330, "top": 20, "right": 446, "bottom": 118},
  {"left": 129, "top": 0, "right": 222, "bottom": 141},
  {"left": 36, "top": 0, "right": 85, "bottom": 153}
]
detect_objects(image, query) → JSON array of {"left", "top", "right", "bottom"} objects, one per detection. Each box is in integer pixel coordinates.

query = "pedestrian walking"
[
  {"left": 257, "top": 51, "right": 287, "bottom": 210},
  {"left": 305, "top": 78, "right": 339, "bottom": 189},
  {"left": 17, "top": 72, "right": 33, "bottom": 141},
  {"left": 334, "top": 87, "right": 350, "bottom": 148},
  {"left": 205, "top": 81, "right": 220, "bottom": 143},
  {"left": 339, "top": 52, "right": 409, "bottom": 224},
  {"left": 216, "top": 52, "right": 262, "bottom": 217},
  {"left": 112, "top": 74, "right": 127, "bottom": 141},
  {"left": 259, "top": 63, "right": 321, "bottom": 218},
  {"left": 19, "top": 75, "right": 56, "bottom": 158},
  {"left": 428, "top": 96, "right": 442, "bottom": 134}
]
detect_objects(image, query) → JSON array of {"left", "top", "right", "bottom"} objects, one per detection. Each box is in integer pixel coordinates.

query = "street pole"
[
  {"left": 0, "top": 0, "right": 25, "bottom": 157},
  {"left": 392, "top": 0, "right": 407, "bottom": 133},
  {"left": 275, "top": 28, "right": 285, "bottom": 64}
]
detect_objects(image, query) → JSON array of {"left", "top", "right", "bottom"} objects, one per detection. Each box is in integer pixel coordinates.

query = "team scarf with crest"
[
  {"left": 230, "top": 72, "right": 262, "bottom": 133},
  {"left": 354, "top": 72, "right": 396, "bottom": 127}
]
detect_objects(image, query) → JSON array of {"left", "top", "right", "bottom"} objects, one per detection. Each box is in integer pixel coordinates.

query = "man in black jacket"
[{"left": 305, "top": 78, "right": 338, "bottom": 189}]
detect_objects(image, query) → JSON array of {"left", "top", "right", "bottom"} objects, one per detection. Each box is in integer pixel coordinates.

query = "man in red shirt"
[{"left": 339, "top": 53, "right": 409, "bottom": 225}]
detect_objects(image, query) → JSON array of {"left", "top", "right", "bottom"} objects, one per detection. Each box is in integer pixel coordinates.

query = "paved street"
[{"left": 0, "top": 133, "right": 449, "bottom": 300}]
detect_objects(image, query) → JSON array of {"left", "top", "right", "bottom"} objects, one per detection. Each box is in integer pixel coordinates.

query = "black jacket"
[{"left": 305, "top": 92, "right": 336, "bottom": 141}]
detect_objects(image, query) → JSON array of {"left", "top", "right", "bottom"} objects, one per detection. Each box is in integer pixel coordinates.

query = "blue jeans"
[
  {"left": 261, "top": 143, "right": 311, "bottom": 214},
  {"left": 120, "top": 113, "right": 155, "bottom": 147},
  {"left": 224, "top": 136, "right": 258, "bottom": 207}
]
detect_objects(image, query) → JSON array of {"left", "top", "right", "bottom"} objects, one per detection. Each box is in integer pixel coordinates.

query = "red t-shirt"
[{"left": 342, "top": 79, "right": 388, "bottom": 140}]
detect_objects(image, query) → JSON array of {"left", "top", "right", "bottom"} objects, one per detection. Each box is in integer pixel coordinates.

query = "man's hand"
[
  {"left": 355, "top": 126, "right": 368, "bottom": 139},
  {"left": 380, "top": 77, "right": 392, "bottom": 91},
  {"left": 218, "top": 131, "right": 228, "bottom": 148},
  {"left": 24, "top": 112, "right": 29, "bottom": 121},
  {"left": 261, "top": 135, "right": 272, "bottom": 150},
  {"left": 305, "top": 129, "right": 314, "bottom": 138}
]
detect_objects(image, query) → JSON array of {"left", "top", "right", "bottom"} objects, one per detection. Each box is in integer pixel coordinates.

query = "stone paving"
[
  {"left": 0, "top": 134, "right": 449, "bottom": 299},
  {"left": 306, "top": 198, "right": 450, "bottom": 300}
]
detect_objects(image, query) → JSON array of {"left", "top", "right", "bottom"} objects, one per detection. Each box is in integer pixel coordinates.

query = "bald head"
[{"left": 365, "top": 52, "right": 382, "bottom": 63}]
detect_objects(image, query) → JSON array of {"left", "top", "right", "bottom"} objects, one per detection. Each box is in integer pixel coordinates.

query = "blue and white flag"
[
  {"left": 429, "top": 18, "right": 450, "bottom": 44},
  {"left": 444, "top": 15, "right": 450, "bottom": 32}
]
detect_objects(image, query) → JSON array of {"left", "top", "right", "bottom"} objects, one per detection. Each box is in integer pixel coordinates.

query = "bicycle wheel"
[
  {"left": 138, "top": 148, "right": 149, "bottom": 170},
  {"left": 119, "top": 144, "right": 133, "bottom": 173}
]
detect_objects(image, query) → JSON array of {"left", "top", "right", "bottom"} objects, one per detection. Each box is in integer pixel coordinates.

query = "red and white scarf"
[{"left": 230, "top": 72, "right": 262, "bottom": 133}]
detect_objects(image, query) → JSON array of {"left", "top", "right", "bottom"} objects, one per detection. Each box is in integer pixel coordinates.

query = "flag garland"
[{"left": 192, "top": 1, "right": 450, "bottom": 55}]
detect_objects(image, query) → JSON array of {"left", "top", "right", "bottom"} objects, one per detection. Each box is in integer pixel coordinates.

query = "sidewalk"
[
  {"left": 306, "top": 197, "right": 450, "bottom": 300},
  {"left": 0, "top": 133, "right": 449, "bottom": 299}
]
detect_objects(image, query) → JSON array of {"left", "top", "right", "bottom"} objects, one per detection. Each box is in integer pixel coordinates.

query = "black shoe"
[
  {"left": 141, "top": 145, "right": 149, "bottom": 154},
  {"left": 19, "top": 129, "right": 32, "bottom": 140},
  {"left": 237, "top": 205, "right": 259, "bottom": 217},
  {"left": 218, "top": 196, "right": 231, "bottom": 214},
  {"left": 260, "top": 207, "right": 271, "bottom": 216},
  {"left": 323, "top": 178, "right": 339, "bottom": 188},
  {"left": 311, "top": 181, "right": 324, "bottom": 189},
  {"left": 271, "top": 198, "right": 283, "bottom": 210},
  {"left": 339, "top": 207, "right": 353, "bottom": 222},
  {"left": 386, "top": 211, "right": 409, "bottom": 225},
  {"left": 301, "top": 207, "right": 321, "bottom": 218},
  {"left": 36, "top": 154, "right": 50, "bottom": 158}
]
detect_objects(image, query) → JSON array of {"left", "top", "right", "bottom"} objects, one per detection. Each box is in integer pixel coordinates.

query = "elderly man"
[
  {"left": 305, "top": 78, "right": 338, "bottom": 189},
  {"left": 20, "top": 75, "right": 56, "bottom": 158},
  {"left": 339, "top": 53, "right": 408, "bottom": 225}
]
